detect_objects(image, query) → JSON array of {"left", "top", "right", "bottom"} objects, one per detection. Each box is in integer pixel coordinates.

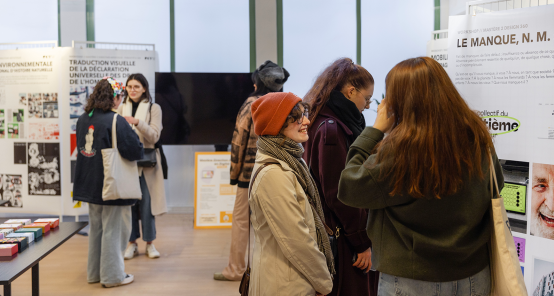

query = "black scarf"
[{"left": 326, "top": 90, "right": 366, "bottom": 139}]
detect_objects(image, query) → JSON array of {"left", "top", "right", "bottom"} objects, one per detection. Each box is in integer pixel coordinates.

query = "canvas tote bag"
[
  {"left": 101, "top": 114, "right": 142, "bottom": 201},
  {"left": 488, "top": 151, "right": 528, "bottom": 296}
]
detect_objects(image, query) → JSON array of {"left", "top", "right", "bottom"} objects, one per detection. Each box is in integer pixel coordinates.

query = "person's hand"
[
  {"left": 373, "top": 98, "right": 395, "bottom": 134},
  {"left": 124, "top": 116, "right": 139, "bottom": 125},
  {"left": 353, "top": 247, "right": 372, "bottom": 273}
]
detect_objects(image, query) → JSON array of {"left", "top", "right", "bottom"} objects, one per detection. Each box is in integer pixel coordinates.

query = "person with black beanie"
[{"left": 214, "top": 60, "right": 289, "bottom": 281}]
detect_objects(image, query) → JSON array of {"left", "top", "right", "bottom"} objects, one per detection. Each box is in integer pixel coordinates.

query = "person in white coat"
[{"left": 119, "top": 73, "right": 168, "bottom": 259}]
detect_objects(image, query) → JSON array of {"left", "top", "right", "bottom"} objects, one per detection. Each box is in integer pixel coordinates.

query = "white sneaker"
[
  {"left": 102, "top": 274, "right": 134, "bottom": 288},
  {"left": 124, "top": 243, "right": 138, "bottom": 260},
  {"left": 146, "top": 244, "right": 160, "bottom": 259}
]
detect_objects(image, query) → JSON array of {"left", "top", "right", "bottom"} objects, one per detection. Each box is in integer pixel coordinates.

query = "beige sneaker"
[
  {"left": 213, "top": 272, "right": 231, "bottom": 281},
  {"left": 146, "top": 243, "right": 160, "bottom": 259},
  {"left": 124, "top": 243, "right": 138, "bottom": 260}
]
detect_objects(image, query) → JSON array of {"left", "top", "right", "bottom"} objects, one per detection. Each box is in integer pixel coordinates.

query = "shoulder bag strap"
[
  {"left": 488, "top": 149, "right": 501, "bottom": 199},
  {"left": 111, "top": 114, "right": 118, "bottom": 149},
  {"left": 246, "top": 162, "right": 277, "bottom": 269}
]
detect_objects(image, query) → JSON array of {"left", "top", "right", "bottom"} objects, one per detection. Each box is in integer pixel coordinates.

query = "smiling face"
[
  {"left": 281, "top": 104, "right": 310, "bottom": 143},
  {"left": 126, "top": 79, "right": 146, "bottom": 102},
  {"left": 531, "top": 163, "right": 554, "bottom": 239}
]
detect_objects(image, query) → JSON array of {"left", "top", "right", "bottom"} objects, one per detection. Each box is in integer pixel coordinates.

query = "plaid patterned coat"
[{"left": 230, "top": 96, "right": 259, "bottom": 188}]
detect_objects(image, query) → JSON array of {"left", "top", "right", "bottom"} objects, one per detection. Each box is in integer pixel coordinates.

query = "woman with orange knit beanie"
[{"left": 247, "top": 92, "right": 333, "bottom": 295}]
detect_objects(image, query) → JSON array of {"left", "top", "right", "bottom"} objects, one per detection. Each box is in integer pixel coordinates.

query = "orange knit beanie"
[{"left": 251, "top": 92, "right": 301, "bottom": 136}]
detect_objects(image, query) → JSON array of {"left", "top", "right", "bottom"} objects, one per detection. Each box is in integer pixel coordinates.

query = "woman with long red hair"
[{"left": 338, "top": 57, "right": 503, "bottom": 296}]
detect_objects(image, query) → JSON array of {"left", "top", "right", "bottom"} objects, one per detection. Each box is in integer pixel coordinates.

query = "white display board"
[
  {"left": 448, "top": 6, "right": 554, "bottom": 295},
  {"left": 0, "top": 46, "right": 158, "bottom": 217},
  {"left": 0, "top": 47, "right": 62, "bottom": 215},
  {"left": 194, "top": 152, "right": 236, "bottom": 229},
  {"left": 59, "top": 47, "right": 158, "bottom": 216}
]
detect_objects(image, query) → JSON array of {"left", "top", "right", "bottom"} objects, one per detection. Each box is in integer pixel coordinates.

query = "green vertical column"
[
  {"left": 57, "top": 0, "right": 61, "bottom": 46},
  {"left": 86, "top": 0, "right": 95, "bottom": 42},
  {"left": 356, "top": 0, "right": 361, "bottom": 65},
  {"left": 249, "top": 0, "right": 256, "bottom": 72},
  {"left": 170, "top": 0, "right": 175, "bottom": 72},
  {"left": 276, "top": 0, "right": 283, "bottom": 67},
  {"left": 434, "top": 0, "right": 440, "bottom": 31}
]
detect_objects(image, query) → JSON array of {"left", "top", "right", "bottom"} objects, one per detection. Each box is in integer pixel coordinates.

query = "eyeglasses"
[
  {"left": 126, "top": 85, "right": 143, "bottom": 91},
  {"left": 297, "top": 110, "right": 309, "bottom": 124},
  {"left": 355, "top": 88, "right": 372, "bottom": 104}
]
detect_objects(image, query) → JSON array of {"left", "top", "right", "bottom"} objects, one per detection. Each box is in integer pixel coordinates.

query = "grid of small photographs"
[{"left": 28, "top": 93, "right": 58, "bottom": 119}]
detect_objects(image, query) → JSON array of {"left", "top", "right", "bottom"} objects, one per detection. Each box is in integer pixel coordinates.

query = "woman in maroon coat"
[{"left": 303, "top": 58, "right": 377, "bottom": 296}]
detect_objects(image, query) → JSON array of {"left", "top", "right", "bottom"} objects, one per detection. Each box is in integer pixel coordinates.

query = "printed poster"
[
  {"left": 0, "top": 174, "right": 23, "bottom": 208},
  {"left": 28, "top": 142, "right": 60, "bottom": 195},
  {"left": 194, "top": 152, "right": 236, "bottom": 229}
]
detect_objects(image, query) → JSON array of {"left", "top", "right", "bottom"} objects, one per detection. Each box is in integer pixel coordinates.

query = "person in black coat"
[{"left": 73, "top": 77, "right": 143, "bottom": 288}]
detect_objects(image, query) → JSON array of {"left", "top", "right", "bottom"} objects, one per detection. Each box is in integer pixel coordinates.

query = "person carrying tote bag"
[
  {"left": 338, "top": 57, "right": 506, "bottom": 296},
  {"left": 73, "top": 77, "right": 144, "bottom": 288},
  {"left": 118, "top": 73, "right": 168, "bottom": 260}
]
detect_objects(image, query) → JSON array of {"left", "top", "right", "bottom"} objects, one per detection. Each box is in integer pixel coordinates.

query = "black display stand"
[{"left": 0, "top": 222, "right": 88, "bottom": 296}]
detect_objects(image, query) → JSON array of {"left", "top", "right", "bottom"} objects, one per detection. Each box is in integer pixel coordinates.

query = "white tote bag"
[
  {"left": 488, "top": 151, "right": 527, "bottom": 296},
  {"left": 101, "top": 114, "right": 142, "bottom": 201}
]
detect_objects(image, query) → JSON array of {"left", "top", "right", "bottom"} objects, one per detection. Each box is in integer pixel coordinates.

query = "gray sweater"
[{"left": 338, "top": 127, "right": 504, "bottom": 282}]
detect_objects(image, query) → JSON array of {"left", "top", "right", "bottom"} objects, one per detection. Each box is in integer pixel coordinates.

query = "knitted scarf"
[{"left": 257, "top": 135, "right": 336, "bottom": 275}]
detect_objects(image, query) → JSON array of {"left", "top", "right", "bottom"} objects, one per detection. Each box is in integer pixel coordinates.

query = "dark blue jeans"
[
  {"left": 129, "top": 175, "right": 156, "bottom": 242},
  {"left": 378, "top": 265, "right": 490, "bottom": 296}
]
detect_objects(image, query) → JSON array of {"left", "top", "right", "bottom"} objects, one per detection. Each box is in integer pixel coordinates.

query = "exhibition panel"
[
  {"left": 447, "top": 4, "right": 554, "bottom": 294},
  {"left": 0, "top": 45, "right": 158, "bottom": 217}
]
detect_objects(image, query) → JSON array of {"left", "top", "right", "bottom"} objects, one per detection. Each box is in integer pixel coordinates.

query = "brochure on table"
[
  {"left": 448, "top": 5, "right": 554, "bottom": 295},
  {"left": 0, "top": 46, "right": 158, "bottom": 217},
  {"left": 194, "top": 152, "right": 236, "bottom": 229}
]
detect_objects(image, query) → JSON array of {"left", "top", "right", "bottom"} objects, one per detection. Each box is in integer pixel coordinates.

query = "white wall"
[
  {"left": 95, "top": 0, "right": 171, "bottom": 72},
  {"left": 361, "top": 0, "right": 434, "bottom": 126},
  {"left": 282, "top": 0, "right": 357, "bottom": 97},
  {"left": 59, "top": 0, "right": 86, "bottom": 47},
  {"left": 0, "top": 0, "right": 58, "bottom": 43},
  {"left": 174, "top": 0, "right": 250, "bottom": 73}
]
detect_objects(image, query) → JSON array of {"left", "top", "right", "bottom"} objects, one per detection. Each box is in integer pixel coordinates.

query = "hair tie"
[{"left": 103, "top": 76, "right": 125, "bottom": 97}]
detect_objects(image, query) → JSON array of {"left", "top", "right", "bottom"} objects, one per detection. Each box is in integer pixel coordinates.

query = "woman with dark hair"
[
  {"left": 248, "top": 92, "right": 333, "bottom": 295},
  {"left": 73, "top": 77, "right": 143, "bottom": 288},
  {"left": 214, "top": 60, "right": 289, "bottom": 281},
  {"left": 303, "top": 57, "right": 378, "bottom": 296},
  {"left": 119, "top": 73, "right": 167, "bottom": 260},
  {"left": 338, "top": 57, "right": 503, "bottom": 296}
]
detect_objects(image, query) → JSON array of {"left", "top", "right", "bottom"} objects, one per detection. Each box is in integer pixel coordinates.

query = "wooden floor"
[{"left": 6, "top": 213, "right": 245, "bottom": 295}]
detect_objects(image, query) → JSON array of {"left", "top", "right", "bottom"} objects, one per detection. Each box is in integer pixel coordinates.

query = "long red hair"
[
  {"left": 303, "top": 58, "right": 374, "bottom": 126},
  {"left": 374, "top": 57, "right": 493, "bottom": 199}
]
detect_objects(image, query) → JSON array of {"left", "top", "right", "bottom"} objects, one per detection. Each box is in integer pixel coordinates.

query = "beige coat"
[
  {"left": 118, "top": 102, "right": 167, "bottom": 216},
  {"left": 248, "top": 152, "right": 333, "bottom": 296}
]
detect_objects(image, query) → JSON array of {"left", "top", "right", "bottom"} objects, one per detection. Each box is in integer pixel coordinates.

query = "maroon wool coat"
[{"left": 303, "top": 106, "right": 379, "bottom": 296}]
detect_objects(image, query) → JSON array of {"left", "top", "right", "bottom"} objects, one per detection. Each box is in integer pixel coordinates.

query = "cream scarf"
[{"left": 121, "top": 98, "right": 149, "bottom": 143}]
